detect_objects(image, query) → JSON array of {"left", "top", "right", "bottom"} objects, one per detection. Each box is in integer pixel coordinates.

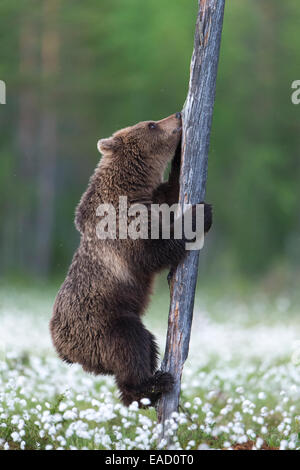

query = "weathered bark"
[{"left": 157, "top": 0, "right": 225, "bottom": 438}]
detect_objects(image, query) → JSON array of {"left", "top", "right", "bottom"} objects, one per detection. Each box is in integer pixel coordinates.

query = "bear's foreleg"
[
  {"left": 152, "top": 140, "right": 181, "bottom": 206},
  {"left": 145, "top": 202, "right": 212, "bottom": 273}
]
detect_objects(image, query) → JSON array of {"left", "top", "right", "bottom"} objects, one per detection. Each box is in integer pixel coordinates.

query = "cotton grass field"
[{"left": 1, "top": 281, "right": 300, "bottom": 451}]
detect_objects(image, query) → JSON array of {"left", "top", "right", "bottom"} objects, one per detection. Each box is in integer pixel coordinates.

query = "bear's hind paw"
[{"left": 153, "top": 370, "right": 174, "bottom": 393}]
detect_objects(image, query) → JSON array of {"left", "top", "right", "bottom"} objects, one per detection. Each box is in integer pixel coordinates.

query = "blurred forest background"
[{"left": 0, "top": 0, "right": 299, "bottom": 292}]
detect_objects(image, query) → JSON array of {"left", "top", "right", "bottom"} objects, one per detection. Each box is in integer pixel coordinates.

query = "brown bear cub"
[{"left": 50, "top": 113, "right": 212, "bottom": 406}]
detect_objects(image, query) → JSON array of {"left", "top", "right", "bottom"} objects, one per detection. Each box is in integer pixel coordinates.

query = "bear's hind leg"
[{"left": 109, "top": 315, "right": 173, "bottom": 406}]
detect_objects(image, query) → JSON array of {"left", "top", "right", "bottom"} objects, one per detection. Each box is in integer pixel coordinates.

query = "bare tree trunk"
[
  {"left": 157, "top": 0, "right": 225, "bottom": 441},
  {"left": 35, "top": 0, "right": 60, "bottom": 276}
]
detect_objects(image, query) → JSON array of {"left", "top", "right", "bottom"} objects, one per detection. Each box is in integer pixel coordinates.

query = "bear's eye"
[{"left": 148, "top": 122, "right": 157, "bottom": 130}]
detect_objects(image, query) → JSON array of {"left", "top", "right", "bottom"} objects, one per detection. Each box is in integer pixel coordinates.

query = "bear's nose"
[{"left": 175, "top": 112, "right": 181, "bottom": 120}]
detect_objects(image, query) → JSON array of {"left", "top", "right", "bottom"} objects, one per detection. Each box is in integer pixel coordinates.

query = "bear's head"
[
  {"left": 97, "top": 113, "right": 182, "bottom": 180},
  {"left": 75, "top": 114, "right": 182, "bottom": 234}
]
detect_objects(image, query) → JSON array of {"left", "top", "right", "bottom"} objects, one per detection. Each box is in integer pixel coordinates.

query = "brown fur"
[{"left": 50, "top": 114, "right": 212, "bottom": 406}]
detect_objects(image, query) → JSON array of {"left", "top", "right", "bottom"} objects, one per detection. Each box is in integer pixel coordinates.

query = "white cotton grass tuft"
[{"left": 1, "top": 286, "right": 300, "bottom": 449}]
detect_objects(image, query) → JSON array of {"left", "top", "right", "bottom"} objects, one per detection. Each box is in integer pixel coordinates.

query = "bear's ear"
[{"left": 97, "top": 137, "right": 121, "bottom": 154}]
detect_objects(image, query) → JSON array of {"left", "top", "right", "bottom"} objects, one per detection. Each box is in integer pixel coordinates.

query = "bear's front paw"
[
  {"left": 203, "top": 202, "right": 213, "bottom": 233},
  {"left": 190, "top": 202, "right": 212, "bottom": 235}
]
